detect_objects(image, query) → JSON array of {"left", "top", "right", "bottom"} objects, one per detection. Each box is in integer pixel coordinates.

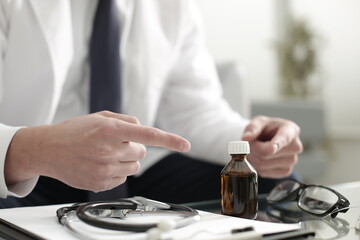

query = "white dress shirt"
[{"left": 0, "top": 0, "right": 247, "bottom": 198}]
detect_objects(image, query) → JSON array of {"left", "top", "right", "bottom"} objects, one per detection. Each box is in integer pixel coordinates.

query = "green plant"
[{"left": 276, "top": 19, "right": 320, "bottom": 98}]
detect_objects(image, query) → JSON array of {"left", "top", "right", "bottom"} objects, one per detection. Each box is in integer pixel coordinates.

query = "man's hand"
[
  {"left": 5, "top": 111, "right": 191, "bottom": 192},
  {"left": 242, "top": 115, "right": 303, "bottom": 178}
]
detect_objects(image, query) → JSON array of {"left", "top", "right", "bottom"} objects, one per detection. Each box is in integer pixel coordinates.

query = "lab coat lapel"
[
  {"left": 0, "top": 0, "right": 74, "bottom": 125},
  {"left": 29, "top": 0, "right": 73, "bottom": 89}
]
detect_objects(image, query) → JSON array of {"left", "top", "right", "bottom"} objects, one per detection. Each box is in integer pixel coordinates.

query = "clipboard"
[
  {"left": 0, "top": 218, "right": 45, "bottom": 240},
  {"left": 0, "top": 204, "right": 313, "bottom": 240}
]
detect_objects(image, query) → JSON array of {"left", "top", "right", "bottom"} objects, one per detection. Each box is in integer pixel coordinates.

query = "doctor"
[{"left": 0, "top": 0, "right": 302, "bottom": 207}]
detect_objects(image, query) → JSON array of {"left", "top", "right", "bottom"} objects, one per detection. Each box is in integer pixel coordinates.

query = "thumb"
[
  {"left": 242, "top": 129, "right": 258, "bottom": 141},
  {"left": 242, "top": 116, "right": 270, "bottom": 141},
  {"left": 242, "top": 125, "right": 262, "bottom": 142}
]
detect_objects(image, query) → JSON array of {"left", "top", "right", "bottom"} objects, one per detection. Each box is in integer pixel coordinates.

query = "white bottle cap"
[{"left": 228, "top": 141, "right": 250, "bottom": 154}]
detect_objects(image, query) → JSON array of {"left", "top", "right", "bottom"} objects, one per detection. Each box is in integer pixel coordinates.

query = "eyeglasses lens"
[
  {"left": 298, "top": 186, "right": 339, "bottom": 215},
  {"left": 267, "top": 180, "right": 301, "bottom": 202}
]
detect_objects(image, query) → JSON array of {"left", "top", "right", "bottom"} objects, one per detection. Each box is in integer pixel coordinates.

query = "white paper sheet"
[{"left": 0, "top": 204, "right": 301, "bottom": 240}]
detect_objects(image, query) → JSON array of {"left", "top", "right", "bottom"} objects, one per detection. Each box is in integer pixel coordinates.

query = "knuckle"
[
  {"left": 96, "top": 144, "right": 113, "bottom": 157},
  {"left": 291, "top": 155, "right": 299, "bottom": 165},
  {"left": 91, "top": 145, "right": 115, "bottom": 161},
  {"left": 99, "top": 120, "right": 115, "bottom": 134},
  {"left": 127, "top": 115, "right": 140, "bottom": 125},
  {"left": 89, "top": 121, "right": 115, "bottom": 140},
  {"left": 292, "top": 122, "right": 301, "bottom": 134},
  {"left": 288, "top": 120, "right": 301, "bottom": 136},
  {"left": 283, "top": 135, "right": 292, "bottom": 146},
  {"left": 117, "top": 177, "right": 127, "bottom": 185},
  {"left": 282, "top": 167, "right": 294, "bottom": 177},
  {"left": 138, "top": 145, "right": 147, "bottom": 159},
  {"left": 133, "top": 161, "right": 141, "bottom": 173},
  {"left": 296, "top": 139, "right": 304, "bottom": 153},
  {"left": 116, "top": 150, "right": 125, "bottom": 161},
  {"left": 145, "top": 128, "right": 160, "bottom": 141},
  {"left": 128, "top": 162, "right": 141, "bottom": 175},
  {"left": 253, "top": 115, "right": 268, "bottom": 123},
  {"left": 100, "top": 110, "right": 112, "bottom": 115},
  {"left": 93, "top": 110, "right": 112, "bottom": 117}
]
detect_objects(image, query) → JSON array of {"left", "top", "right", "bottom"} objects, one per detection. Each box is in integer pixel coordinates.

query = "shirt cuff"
[
  {"left": 0, "top": 124, "right": 38, "bottom": 198},
  {"left": 7, "top": 176, "right": 39, "bottom": 198}
]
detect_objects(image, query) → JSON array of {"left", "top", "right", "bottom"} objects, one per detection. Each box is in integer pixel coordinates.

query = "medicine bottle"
[{"left": 221, "top": 141, "right": 258, "bottom": 219}]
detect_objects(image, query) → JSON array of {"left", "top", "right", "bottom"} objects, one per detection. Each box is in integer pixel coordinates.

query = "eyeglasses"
[{"left": 266, "top": 179, "right": 350, "bottom": 218}]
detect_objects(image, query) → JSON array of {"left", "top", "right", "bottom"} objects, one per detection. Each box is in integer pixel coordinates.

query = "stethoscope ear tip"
[
  {"left": 157, "top": 219, "right": 177, "bottom": 232},
  {"left": 146, "top": 219, "right": 176, "bottom": 240}
]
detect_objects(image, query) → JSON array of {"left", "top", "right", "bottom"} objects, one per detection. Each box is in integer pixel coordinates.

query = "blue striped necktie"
[{"left": 89, "top": 0, "right": 127, "bottom": 201}]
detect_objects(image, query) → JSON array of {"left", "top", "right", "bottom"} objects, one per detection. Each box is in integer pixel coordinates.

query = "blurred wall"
[{"left": 195, "top": 0, "right": 360, "bottom": 139}]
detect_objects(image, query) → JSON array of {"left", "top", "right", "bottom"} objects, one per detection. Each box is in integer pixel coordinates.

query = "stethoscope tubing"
[{"left": 57, "top": 198, "right": 200, "bottom": 233}]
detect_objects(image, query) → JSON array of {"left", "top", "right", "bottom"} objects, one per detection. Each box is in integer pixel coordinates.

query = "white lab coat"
[{"left": 0, "top": 0, "right": 246, "bottom": 198}]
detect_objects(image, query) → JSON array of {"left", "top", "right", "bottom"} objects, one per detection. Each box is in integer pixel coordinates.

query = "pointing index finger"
[{"left": 119, "top": 122, "right": 191, "bottom": 152}]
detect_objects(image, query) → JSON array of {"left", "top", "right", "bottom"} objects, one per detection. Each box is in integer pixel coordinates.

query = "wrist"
[{"left": 4, "top": 126, "right": 48, "bottom": 186}]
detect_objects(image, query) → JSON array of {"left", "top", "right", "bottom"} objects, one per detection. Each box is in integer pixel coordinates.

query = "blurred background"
[{"left": 195, "top": 0, "right": 360, "bottom": 185}]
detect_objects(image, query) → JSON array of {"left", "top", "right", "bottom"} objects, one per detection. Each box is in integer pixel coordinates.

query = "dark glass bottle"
[{"left": 221, "top": 141, "right": 258, "bottom": 219}]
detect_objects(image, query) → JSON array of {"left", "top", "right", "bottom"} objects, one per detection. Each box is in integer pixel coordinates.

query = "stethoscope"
[{"left": 57, "top": 196, "right": 200, "bottom": 239}]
